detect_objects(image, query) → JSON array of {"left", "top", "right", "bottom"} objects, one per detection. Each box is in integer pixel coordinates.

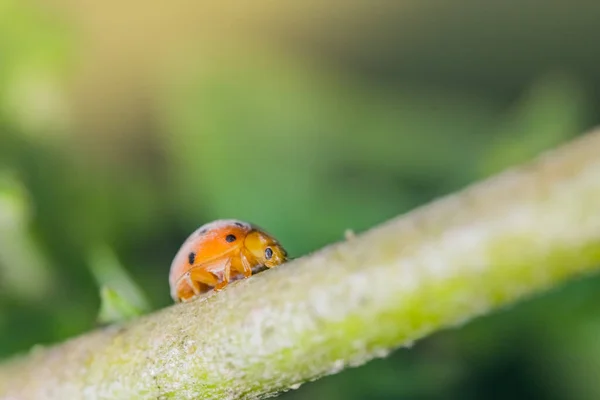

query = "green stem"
[{"left": 3, "top": 130, "right": 600, "bottom": 400}]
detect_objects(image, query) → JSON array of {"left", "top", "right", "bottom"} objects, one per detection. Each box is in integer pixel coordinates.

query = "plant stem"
[{"left": 3, "top": 130, "right": 600, "bottom": 400}]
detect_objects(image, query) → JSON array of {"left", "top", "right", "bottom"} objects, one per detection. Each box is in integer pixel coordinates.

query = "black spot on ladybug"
[
  {"left": 188, "top": 252, "right": 196, "bottom": 265},
  {"left": 199, "top": 229, "right": 208, "bottom": 235},
  {"left": 226, "top": 234, "right": 236, "bottom": 243},
  {"left": 234, "top": 222, "right": 244, "bottom": 227},
  {"left": 265, "top": 247, "right": 273, "bottom": 260}
]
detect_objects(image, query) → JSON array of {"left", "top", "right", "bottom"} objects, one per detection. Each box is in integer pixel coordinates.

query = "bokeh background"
[{"left": 2, "top": 1, "right": 600, "bottom": 399}]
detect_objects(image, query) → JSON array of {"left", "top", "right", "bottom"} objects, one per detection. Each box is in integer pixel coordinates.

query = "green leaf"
[
  {"left": 88, "top": 245, "right": 151, "bottom": 324},
  {"left": 96, "top": 286, "right": 144, "bottom": 325}
]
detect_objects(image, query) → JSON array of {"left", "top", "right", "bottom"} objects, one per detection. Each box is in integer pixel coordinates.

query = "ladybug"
[{"left": 169, "top": 219, "right": 288, "bottom": 302}]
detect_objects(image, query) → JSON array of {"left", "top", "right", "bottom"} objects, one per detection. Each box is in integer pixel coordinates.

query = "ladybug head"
[{"left": 244, "top": 229, "right": 288, "bottom": 268}]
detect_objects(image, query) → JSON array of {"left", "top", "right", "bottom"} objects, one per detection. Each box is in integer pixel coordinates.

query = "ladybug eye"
[
  {"left": 225, "top": 234, "right": 236, "bottom": 243},
  {"left": 265, "top": 247, "right": 273, "bottom": 260}
]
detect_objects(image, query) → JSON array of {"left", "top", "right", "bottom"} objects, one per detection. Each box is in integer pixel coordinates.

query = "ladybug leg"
[
  {"left": 185, "top": 274, "right": 201, "bottom": 296},
  {"left": 186, "top": 268, "right": 220, "bottom": 294},
  {"left": 214, "top": 259, "right": 232, "bottom": 291},
  {"left": 240, "top": 252, "right": 253, "bottom": 278},
  {"left": 175, "top": 269, "right": 218, "bottom": 302}
]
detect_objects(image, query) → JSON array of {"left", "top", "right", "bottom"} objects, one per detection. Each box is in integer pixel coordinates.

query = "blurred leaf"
[
  {"left": 0, "top": 0, "right": 71, "bottom": 137},
  {"left": 478, "top": 72, "right": 589, "bottom": 177},
  {"left": 97, "top": 286, "right": 144, "bottom": 325},
  {"left": 88, "top": 245, "right": 151, "bottom": 324},
  {"left": 0, "top": 170, "right": 55, "bottom": 302}
]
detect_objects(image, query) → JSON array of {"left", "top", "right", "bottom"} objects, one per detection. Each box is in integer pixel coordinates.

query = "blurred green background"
[{"left": 2, "top": 1, "right": 600, "bottom": 398}]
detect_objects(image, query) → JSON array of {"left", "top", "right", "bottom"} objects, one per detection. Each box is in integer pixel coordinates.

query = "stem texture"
[{"left": 2, "top": 130, "right": 600, "bottom": 400}]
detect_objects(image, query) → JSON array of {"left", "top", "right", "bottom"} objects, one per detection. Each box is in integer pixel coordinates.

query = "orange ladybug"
[{"left": 169, "top": 219, "right": 288, "bottom": 302}]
